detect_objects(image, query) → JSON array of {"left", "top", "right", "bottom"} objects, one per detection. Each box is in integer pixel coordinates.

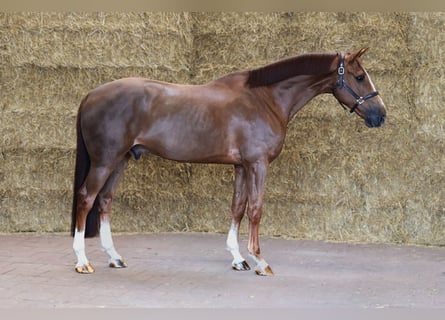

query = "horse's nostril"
[{"left": 365, "top": 112, "right": 386, "bottom": 128}]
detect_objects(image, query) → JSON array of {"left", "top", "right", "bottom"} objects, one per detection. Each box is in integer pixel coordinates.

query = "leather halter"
[{"left": 336, "top": 53, "right": 379, "bottom": 113}]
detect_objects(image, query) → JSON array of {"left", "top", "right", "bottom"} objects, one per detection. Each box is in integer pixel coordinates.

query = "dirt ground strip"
[{"left": 0, "top": 232, "right": 443, "bottom": 308}]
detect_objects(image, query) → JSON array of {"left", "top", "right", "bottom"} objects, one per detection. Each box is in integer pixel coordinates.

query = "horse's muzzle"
[{"left": 365, "top": 106, "right": 386, "bottom": 128}]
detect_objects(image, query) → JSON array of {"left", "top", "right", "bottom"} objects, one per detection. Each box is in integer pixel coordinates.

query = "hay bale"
[
  {"left": 0, "top": 188, "right": 70, "bottom": 233},
  {"left": 0, "top": 12, "right": 193, "bottom": 69},
  {"left": 404, "top": 12, "right": 445, "bottom": 245},
  {"left": 0, "top": 148, "right": 74, "bottom": 233}
]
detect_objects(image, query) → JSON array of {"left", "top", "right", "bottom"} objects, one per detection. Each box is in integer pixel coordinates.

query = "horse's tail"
[{"left": 71, "top": 95, "right": 100, "bottom": 238}]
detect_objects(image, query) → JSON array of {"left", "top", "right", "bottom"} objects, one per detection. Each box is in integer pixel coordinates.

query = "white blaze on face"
[{"left": 365, "top": 70, "right": 386, "bottom": 109}]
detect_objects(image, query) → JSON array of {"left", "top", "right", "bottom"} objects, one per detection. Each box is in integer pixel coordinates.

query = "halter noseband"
[{"left": 336, "top": 53, "right": 379, "bottom": 113}]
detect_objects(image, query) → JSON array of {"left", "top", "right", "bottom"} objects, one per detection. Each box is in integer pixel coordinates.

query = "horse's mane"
[{"left": 246, "top": 53, "right": 337, "bottom": 88}]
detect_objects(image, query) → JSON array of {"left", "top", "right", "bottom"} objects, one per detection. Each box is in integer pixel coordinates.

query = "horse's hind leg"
[
  {"left": 73, "top": 166, "right": 113, "bottom": 273},
  {"left": 226, "top": 165, "right": 250, "bottom": 271},
  {"left": 97, "top": 156, "right": 130, "bottom": 268}
]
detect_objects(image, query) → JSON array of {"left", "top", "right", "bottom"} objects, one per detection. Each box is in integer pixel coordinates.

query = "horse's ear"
[{"left": 351, "top": 47, "right": 369, "bottom": 61}]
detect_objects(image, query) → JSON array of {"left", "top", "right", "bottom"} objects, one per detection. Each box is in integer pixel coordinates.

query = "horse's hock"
[{"left": 0, "top": 13, "right": 444, "bottom": 246}]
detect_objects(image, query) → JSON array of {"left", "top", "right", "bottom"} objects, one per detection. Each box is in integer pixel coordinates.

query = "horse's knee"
[{"left": 247, "top": 207, "right": 262, "bottom": 224}]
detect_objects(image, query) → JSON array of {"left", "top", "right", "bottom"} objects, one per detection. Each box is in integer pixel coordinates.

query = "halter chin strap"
[{"left": 336, "top": 53, "right": 379, "bottom": 113}]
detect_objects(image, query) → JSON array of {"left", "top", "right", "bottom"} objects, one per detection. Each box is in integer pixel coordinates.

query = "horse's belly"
[{"left": 137, "top": 129, "right": 240, "bottom": 164}]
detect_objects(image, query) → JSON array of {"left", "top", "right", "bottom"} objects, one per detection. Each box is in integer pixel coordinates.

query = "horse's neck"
[{"left": 272, "top": 74, "right": 336, "bottom": 122}]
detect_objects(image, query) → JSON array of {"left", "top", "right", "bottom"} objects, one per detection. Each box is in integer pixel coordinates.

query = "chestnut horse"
[{"left": 71, "top": 48, "right": 386, "bottom": 275}]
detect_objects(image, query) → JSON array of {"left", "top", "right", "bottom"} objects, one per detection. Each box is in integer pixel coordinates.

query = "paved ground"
[{"left": 0, "top": 232, "right": 443, "bottom": 308}]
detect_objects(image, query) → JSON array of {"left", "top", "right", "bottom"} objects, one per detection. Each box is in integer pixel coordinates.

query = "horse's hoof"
[
  {"left": 75, "top": 263, "right": 95, "bottom": 274},
  {"left": 109, "top": 259, "right": 128, "bottom": 268},
  {"left": 232, "top": 260, "right": 251, "bottom": 271},
  {"left": 255, "top": 265, "right": 274, "bottom": 276}
]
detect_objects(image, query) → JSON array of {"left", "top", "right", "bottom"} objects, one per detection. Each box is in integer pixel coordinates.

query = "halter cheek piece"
[{"left": 336, "top": 53, "right": 379, "bottom": 113}]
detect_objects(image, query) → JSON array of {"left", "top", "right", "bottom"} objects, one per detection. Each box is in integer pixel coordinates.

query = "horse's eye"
[{"left": 356, "top": 75, "right": 365, "bottom": 82}]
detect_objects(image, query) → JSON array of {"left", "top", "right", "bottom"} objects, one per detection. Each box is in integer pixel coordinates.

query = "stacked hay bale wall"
[{"left": 0, "top": 12, "right": 443, "bottom": 245}]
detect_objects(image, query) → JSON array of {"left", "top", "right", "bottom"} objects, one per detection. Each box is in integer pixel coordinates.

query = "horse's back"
[{"left": 78, "top": 76, "right": 248, "bottom": 164}]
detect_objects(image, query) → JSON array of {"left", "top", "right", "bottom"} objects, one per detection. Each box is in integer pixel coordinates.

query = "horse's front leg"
[
  {"left": 226, "top": 165, "right": 250, "bottom": 271},
  {"left": 246, "top": 160, "right": 274, "bottom": 276}
]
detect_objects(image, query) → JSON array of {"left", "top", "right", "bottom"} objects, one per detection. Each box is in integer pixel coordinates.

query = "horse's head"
[{"left": 333, "top": 48, "right": 386, "bottom": 128}]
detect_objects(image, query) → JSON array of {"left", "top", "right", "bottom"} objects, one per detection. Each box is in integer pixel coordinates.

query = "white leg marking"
[
  {"left": 249, "top": 254, "right": 268, "bottom": 269},
  {"left": 249, "top": 253, "right": 273, "bottom": 275},
  {"left": 226, "top": 223, "right": 245, "bottom": 264},
  {"left": 99, "top": 220, "right": 122, "bottom": 263},
  {"left": 73, "top": 229, "right": 89, "bottom": 267}
]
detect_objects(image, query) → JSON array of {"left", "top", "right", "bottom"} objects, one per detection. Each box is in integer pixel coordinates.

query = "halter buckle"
[
  {"left": 357, "top": 97, "right": 365, "bottom": 105},
  {"left": 338, "top": 66, "right": 344, "bottom": 75}
]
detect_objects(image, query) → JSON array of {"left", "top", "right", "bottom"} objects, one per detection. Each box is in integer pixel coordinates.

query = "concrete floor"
[{"left": 0, "top": 232, "right": 443, "bottom": 308}]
